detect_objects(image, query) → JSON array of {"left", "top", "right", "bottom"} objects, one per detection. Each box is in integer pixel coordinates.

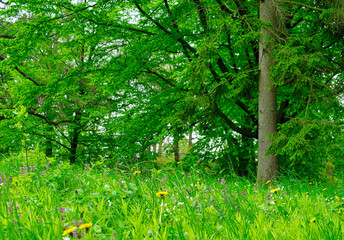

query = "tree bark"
[{"left": 257, "top": 0, "right": 279, "bottom": 182}]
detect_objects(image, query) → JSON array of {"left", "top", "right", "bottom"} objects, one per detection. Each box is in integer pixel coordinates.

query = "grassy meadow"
[{"left": 1, "top": 155, "right": 344, "bottom": 240}]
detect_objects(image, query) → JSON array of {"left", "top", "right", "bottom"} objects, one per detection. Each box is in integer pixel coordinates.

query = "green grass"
[{"left": 0, "top": 157, "right": 344, "bottom": 240}]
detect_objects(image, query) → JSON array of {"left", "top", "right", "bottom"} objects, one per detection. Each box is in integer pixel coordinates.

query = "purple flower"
[
  {"left": 220, "top": 179, "right": 226, "bottom": 185},
  {"left": 62, "top": 214, "right": 65, "bottom": 221},
  {"left": 78, "top": 220, "right": 83, "bottom": 227},
  {"left": 73, "top": 230, "right": 79, "bottom": 238},
  {"left": 72, "top": 220, "right": 77, "bottom": 226},
  {"left": 58, "top": 207, "right": 66, "bottom": 213},
  {"left": 85, "top": 164, "right": 90, "bottom": 170},
  {"left": 194, "top": 200, "right": 198, "bottom": 205},
  {"left": 65, "top": 224, "right": 69, "bottom": 230},
  {"left": 225, "top": 194, "right": 230, "bottom": 201},
  {"left": 187, "top": 188, "right": 191, "bottom": 192},
  {"left": 37, "top": 218, "right": 42, "bottom": 222},
  {"left": 266, "top": 202, "right": 270, "bottom": 206},
  {"left": 8, "top": 208, "right": 12, "bottom": 214},
  {"left": 16, "top": 205, "right": 19, "bottom": 210}
]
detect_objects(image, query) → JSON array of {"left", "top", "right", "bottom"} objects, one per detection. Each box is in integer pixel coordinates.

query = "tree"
[{"left": 257, "top": 0, "right": 279, "bottom": 182}]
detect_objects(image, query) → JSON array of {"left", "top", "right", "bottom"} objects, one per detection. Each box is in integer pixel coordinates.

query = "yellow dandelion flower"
[
  {"left": 62, "top": 227, "right": 76, "bottom": 236},
  {"left": 335, "top": 196, "right": 340, "bottom": 201},
  {"left": 305, "top": 192, "right": 309, "bottom": 195},
  {"left": 339, "top": 211, "right": 342, "bottom": 214},
  {"left": 133, "top": 171, "right": 141, "bottom": 175},
  {"left": 197, "top": 178, "right": 200, "bottom": 182},
  {"left": 266, "top": 180, "right": 271, "bottom": 185},
  {"left": 79, "top": 223, "right": 92, "bottom": 230},
  {"left": 309, "top": 182, "right": 312, "bottom": 185},
  {"left": 310, "top": 217, "right": 316, "bottom": 223},
  {"left": 122, "top": 196, "right": 126, "bottom": 199},
  {"left": 270, "top": 188, "right": 280, "bottom": 193},
  {"left": 323, "top": 188, "right": 327, "bottom": 191},
  {"left": 121, "top": 170, "right": 126, "bottom": 173},
  {"left": 156, "top": 191, "right": 168, "bottom": 197}
]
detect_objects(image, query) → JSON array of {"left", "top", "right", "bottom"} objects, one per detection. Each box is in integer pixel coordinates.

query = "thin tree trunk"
[
  {"left": 257, "top": 0, "right": 279, "bottom": 182},
  {"left": 69, "top": 127, "right": 80, "bottom": 164},
  {"left": 173, "top": 141, "right": 180, "bottom": 162},
  {"left": 158, "top": 139, "right": 163, "bottom": 157},
  {"left": 188, "top": 128, "right": 192, "bottom": 148}
]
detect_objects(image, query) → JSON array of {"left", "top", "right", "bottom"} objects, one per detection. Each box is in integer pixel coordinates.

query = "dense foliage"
[{"left": 0, "top": 0, "right": 343, "bottom": 181}]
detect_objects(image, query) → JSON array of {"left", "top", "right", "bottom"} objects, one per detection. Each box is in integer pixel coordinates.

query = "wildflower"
[
  {"left": 221, "top": 179, "right": 226, "bottom": 185},
  {"left": 156, "top": 191, "right": 168, "bottom": 197},
  {"left": 122, "top": 196, "right": 125, "bottom": 199},
  {"left": 270, "top": 188, "right": 280, "bottom": 193},
  {"left": 197, "top": 178, "right": 200, "bottom": 182},
  {"left": 62, "top": 227, "right": 76, "bottom": 236},
  {"left": 335, "top": 196, "right": 340, "bottom": 201},
  {"left": 305, "top": 192, "right": 309, "bottom": 195},
  {"left": 79, "top": 223, "right": 92, "bottom": 230},
  {"left": 309, "top": 182, "right": 312, "bottom": 185},
  {"left": 58, "top": 207, "right": 66, "bottom": 213},
  {"left": 266, "top": 180, "right": 271, "bottom": 185},
  {"left": 323, "top": 188, "right": 326, "bottom": 191},
  {"left": 85, "top": 164, "right": 90, "bottom": 170},
  {"left": 73, "top": 230, "right": 79, "bottom": 238},
  {"left": 310, "top": 217, "right": 316, "bottom": 223},
  {"left": 133, "top": 171, "right": 141, "bottom": 175}
]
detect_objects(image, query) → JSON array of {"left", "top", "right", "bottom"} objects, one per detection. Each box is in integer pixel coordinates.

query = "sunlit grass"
[{"left": 0, "top": 156, "right": 344, "bottom": 239}]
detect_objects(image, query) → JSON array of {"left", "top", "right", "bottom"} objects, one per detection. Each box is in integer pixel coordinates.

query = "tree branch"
[
  {"left": 14, "top": 67, "right": 46, "bottom": 86},
  {"left": 214, "top": 101, "right": 258, "bottom": 138},
  {"left": 28, "top": 110, "right": 74, "bottom": 126},
  {"left": 0, "top": 35, "right": 15, "bottom": 39}
]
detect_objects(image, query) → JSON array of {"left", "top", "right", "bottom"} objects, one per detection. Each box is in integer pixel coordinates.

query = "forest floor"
[{"left": 0, "top": 157, "right": 344, "bottom": 240}]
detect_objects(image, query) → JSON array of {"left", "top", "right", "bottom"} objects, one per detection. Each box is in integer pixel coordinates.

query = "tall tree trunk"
[{"left": 257, "top": 0, "right": 279, "bottom": 182}]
